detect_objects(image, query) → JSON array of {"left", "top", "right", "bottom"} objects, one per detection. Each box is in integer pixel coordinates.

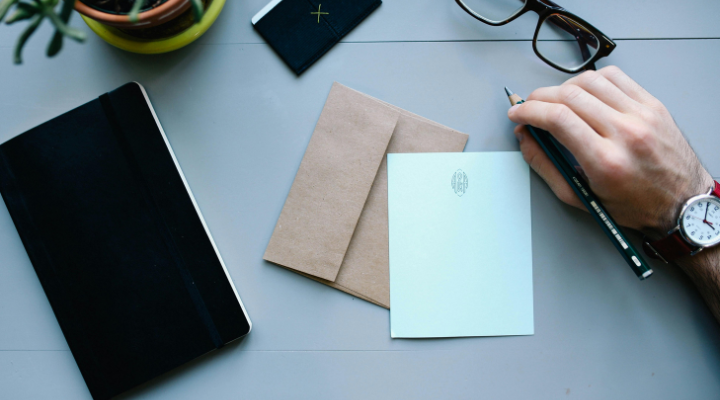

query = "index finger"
[{"left": 508, "top": 99, "right": 607, "bottom": 165}]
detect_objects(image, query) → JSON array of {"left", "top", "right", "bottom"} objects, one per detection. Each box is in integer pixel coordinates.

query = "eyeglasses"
[{"left": 455, "top": 0, "right": 616, "bottom": 74}]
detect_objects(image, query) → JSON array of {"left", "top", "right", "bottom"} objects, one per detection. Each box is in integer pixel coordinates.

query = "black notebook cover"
[
  {"left": 0, "top": 83, "right": 251, "bottom": 400},
  {"left": 253, "top": 0, "right": 381, "bottom": 75}
]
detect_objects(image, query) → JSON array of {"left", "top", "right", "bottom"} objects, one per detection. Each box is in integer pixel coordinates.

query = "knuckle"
[
  {"left": 617, "top": 118, "right": 643, "bottom": 136},
  {"left": 599, "top": 65, "right": 623, "bottom": 79},
  {"left": 621, "top": 119, "right": 657, "bottom": 153},
  {"left": 638, "top": 107, "right": 663, "bottom": 127},
  {"left": 636, "top": 106, "right": 655, "bottom": 120},
  {"left": 647, "top": 99, "right": 669, "bottom": 116},
  {"left": 524, "top": 144, "right": 549, "bottom": 177},
  {"left": 575, "top": 70, "right": 602, "bottom": 87},
  {"left": 594, "top": 151, "right": 628, "bottom": 182},
  {"left": 546, "top": 104, "right": 573, "bottom": 129},
  {"left": 558, "top": 84, "right": 583, "bottom": 104},
  {"left": 523, "top": 145, "right": 541, "bottom": 170},
  {"left": 631, "top": 128, "right": 655, "bottom": 152}
]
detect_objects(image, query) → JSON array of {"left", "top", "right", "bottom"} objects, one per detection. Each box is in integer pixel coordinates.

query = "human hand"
[{"left": 507, "top": 66, "right": 713, "bottom": 238}]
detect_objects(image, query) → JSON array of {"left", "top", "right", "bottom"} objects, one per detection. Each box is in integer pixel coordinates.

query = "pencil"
[{"left": 505, "top": 87, "right": 653, "bottom": 280}]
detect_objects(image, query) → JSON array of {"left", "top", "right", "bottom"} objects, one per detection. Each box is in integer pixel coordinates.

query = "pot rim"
[
  {"left": 74, "top": 0, "right": 191, "bottom": 28},
  {"left": 80, "top": 0, "right": 225, "bottom": 54}
]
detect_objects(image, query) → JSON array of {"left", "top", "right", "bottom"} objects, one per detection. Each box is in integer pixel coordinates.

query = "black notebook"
[
  {"left": 0, "top": 83, "right": 251, "bottom": 400},
  {"left": 252, "top": 0, "right": 381, "bottom": 75}
]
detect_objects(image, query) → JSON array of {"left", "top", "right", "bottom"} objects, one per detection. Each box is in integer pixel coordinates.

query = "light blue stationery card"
[{"left": 388, "top": 152, "right": 533, "bottom": 338}]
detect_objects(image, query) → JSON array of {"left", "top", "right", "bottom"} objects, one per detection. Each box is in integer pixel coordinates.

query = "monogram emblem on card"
[{"left": 451, "top": 169, "right": 468, "bottom": 197}]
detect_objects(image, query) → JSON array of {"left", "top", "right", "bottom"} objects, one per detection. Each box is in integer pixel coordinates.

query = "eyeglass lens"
[
  {"left": 459, "top": 0, "right": 527, "bottom": 24},
  {"left": 535, "top": 14, "right": 599, "bottom": 70}
]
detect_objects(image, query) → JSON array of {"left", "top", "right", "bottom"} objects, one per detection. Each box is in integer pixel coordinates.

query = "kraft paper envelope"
[
  {"left": 264, "top": 83, "right": 468, "bottom": 308},
  {"left": 264, "top": 83, "right": 399, "bottom": 281}
]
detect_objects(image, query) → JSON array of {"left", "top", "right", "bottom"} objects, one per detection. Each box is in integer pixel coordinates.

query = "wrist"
[
  {"left": 642, "top": 171, "right": 719, "bottom": 264},
  {"left": 648, "top": 170, "right": 715, "bottom": 239},
  {"left": 675, "top": 242, "right": 720, "bottom": 276}
]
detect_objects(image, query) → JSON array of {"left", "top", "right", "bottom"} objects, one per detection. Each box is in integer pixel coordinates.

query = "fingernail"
[
  {"left": 514, "top": 130, "right": 524, "bottom": 142},
  {"left": 508, "top": 104, "right": 520, "bottom": 116}
]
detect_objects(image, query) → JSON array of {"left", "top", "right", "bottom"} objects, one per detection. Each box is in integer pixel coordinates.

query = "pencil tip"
[{"left": 504, "top": 87, "right": 514, "bottom": 97}]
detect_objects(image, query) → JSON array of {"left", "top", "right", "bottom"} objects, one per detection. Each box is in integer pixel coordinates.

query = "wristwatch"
[{"left": 643, "top": 180, "right": 720, "bottom": 263}]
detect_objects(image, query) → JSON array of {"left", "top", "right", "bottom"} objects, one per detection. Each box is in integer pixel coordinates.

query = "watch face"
[{"left": 680, "top": 196, "right": 720, "bottom": 247}]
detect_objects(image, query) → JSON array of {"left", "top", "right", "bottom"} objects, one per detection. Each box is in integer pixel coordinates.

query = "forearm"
[{"left": 676, "top": 247, "right": 720, "bottom": 322}]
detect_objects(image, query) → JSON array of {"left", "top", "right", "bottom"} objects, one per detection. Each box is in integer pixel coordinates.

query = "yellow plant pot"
[{"left": 81, "top": 0, "right": 225, "bottom": 54}]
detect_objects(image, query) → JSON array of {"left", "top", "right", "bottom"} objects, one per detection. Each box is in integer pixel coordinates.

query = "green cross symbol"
[{"left": 311, "top": 4, "right": 329, "bottom": 23}]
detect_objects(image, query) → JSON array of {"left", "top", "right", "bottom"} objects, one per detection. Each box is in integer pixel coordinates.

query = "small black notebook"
[
  {"left": 252, "top": 0, "right": 381, "bottom": 75},
  {"left": 0, "top": 83, "right": 251, "bottom": 400}
]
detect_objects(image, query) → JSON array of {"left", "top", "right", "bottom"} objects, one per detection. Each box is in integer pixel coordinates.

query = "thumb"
[{"left": 514, "top": 125, "right": 584, "bottom": 210}]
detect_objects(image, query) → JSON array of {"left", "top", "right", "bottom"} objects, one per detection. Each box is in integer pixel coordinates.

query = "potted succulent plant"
[{"left": 0, "top": 0, "right": 225, "bottom": 64}]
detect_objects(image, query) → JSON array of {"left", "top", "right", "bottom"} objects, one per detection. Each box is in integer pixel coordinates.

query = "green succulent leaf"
[
  {"left": 43, "top": 3, "right": 85, "bottom": 41},
  {"left": 47, "top": 0, "right": 78, "bottom": 57},
  {"left": 15, "top": 1, "right": 38, "bottom": 12},
  {"left": 188, "top": 0, "right": 203, "bottom": 22},
  {"left": 46, "top": 32, "right": 62, "bottom": 56},
  {"left": 13, "top": 13, "right": 42, "bottom": 64},
  {"left": 6, "top": 2, "right": 39, "bottom": 24},
  {"left": 0, "top": 0, "right": 19, "bottom": 22},
  {"left": 128, "top": 0, "right": 143, "bottom": 23}
]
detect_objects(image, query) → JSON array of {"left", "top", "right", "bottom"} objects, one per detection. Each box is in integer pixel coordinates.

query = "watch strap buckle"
[
  {"left": 643, "top": 225, "right": 700, "bottom": 263},
  {"left": 643, "top": 240, "right": 668, "bottom": 264}
]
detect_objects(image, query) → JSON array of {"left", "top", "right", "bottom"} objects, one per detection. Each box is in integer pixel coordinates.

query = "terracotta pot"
[{"left": 74, "top": 0, "right": 191, "bottom": 29}]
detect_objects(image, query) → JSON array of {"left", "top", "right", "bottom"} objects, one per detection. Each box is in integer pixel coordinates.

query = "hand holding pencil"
[
  {"left": 505, "top": 65, "right": 720, "bottom": 322},
  {"left": 507, "top": 66, "right": 713, "bottom": 240},
  {"left": 506, "top": 85, "right": 653, "bottom": 279}
]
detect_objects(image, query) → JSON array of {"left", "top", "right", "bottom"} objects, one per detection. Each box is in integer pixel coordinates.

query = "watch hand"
[
  {"left": 706, "top": 202, "right": 711, "bottom": 220},
  {"left": 699, "top": 213, "right": 716, "bottom": 230},
  {"left": 689, "top": 214, "right": 716, "bottom": 230}
]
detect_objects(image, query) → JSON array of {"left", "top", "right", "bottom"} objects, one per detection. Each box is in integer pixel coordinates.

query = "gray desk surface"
[{"left": 1, "top": 1, "right": 720, "bottom": 399}]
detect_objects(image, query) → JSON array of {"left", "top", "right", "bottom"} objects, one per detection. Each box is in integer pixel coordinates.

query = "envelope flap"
[{"left": 264, "top": 83, "right": 400, "bottom": 281}]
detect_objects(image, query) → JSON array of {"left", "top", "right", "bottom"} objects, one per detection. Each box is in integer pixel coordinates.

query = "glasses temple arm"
[
  {"left": 546, "top": 15, "right": 598, "bottom": 62},
  {"left": 522, "top": 0, "right": 597, "bottom": 60},
  {"left": 517, "top": 0, "right": 601, "bottom": 66}
]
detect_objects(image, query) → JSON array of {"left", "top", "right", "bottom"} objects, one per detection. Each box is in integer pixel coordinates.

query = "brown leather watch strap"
[{"left": 643, "top": 180, "right": 720, "bottom": 263}]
